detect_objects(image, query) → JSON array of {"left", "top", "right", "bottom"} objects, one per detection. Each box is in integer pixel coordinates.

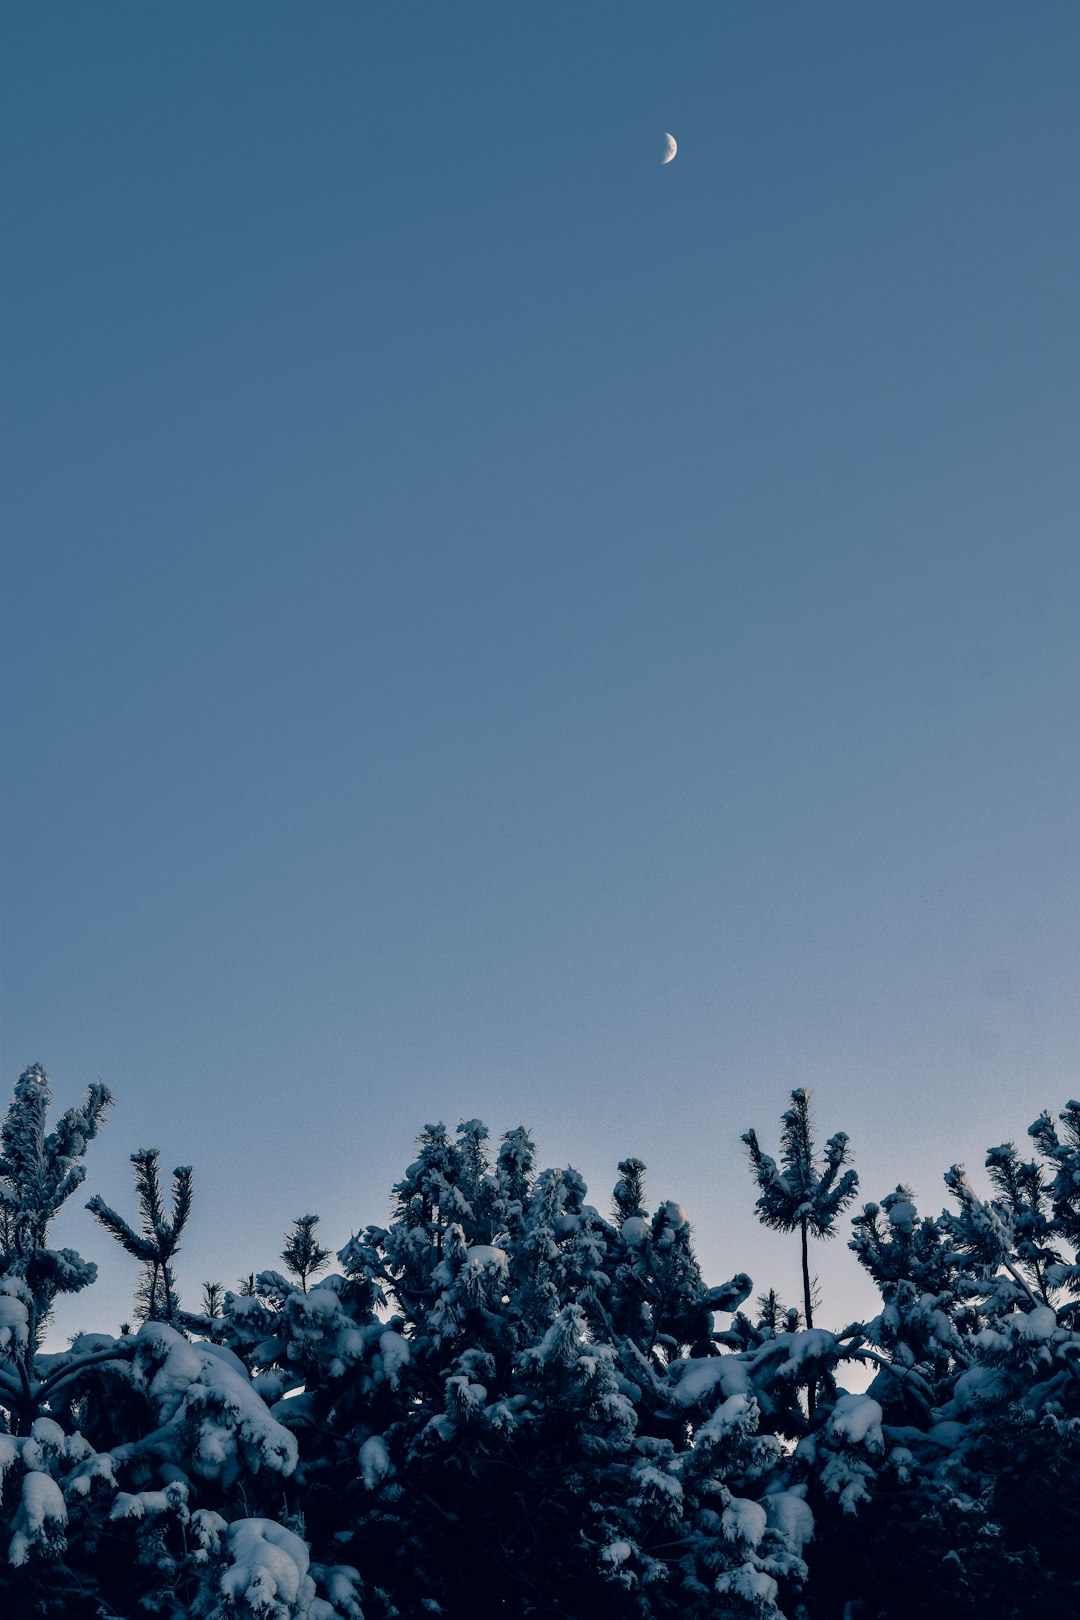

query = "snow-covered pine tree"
[
  {"left": 0, "top": 1064, "right": 112, "bottom": 1429},
  {"left": 608, "top": 1157, "right": 717, "bottom": 1371},
  {"left": 492, "top": 1123, "right": 535, "bottom": 1241},
  {"left": 86, "top": 1147, "right": 192, "bottom": 1324},
  {"left": 983, "top": 1142, "right": 1059, "bottom": 1305},
  {"left": 253, "top": 1119, "right": 793, "bottom": 1617},
  {"left": 1028, "top": 1098, "right": 1080, "bottom": 1323},
  {"left": 4, "top": 1059, "right": 1078, "bottom": 1620},
  {"left": 816, "top": 1107, "right": 1080, "bottom": 1620},
  {"left": 848, "top": 1183, "right": 957, "bottom": 1423},
  {"left": 0, "top": 1067, "right": 369, "bottom": 1620}
]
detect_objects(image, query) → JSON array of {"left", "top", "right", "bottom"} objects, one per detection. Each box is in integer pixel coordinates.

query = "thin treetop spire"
[{"left": 742, "top": 1087, "right": 860, "bottom": 1331}]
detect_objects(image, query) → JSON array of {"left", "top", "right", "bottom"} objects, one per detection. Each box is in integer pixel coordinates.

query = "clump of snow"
[
  {"left": 377, "top": 1329, "right": 410, "bottom": 1387},
  {"left": 621, "top": 1216, "right": 650, "bottom": 1246},
  {"left": 0, "top": 1281, "right": 29, "bottom": 1355},
  {"left": 820, "top": 1450, "right": 876, "bottom": 1514},
  {"left": 1013, "top": 1305, "right": 1057, "bottom": 1340},
  {"left": 358, "top": 1434, "right": 392, "bottom": 1489},
  {"left": 310, "top": 1563, "right": 365, "bottom": 1617},
  {"left": 600, "top": 1539, "right": 634, "bottom": 1566},
  {"left": 9, "top": 1470, "right": 68, "bottom": 1566},
  {"left": 721, "top": 1496, "right": 767, "bottom": 1548},
  {"left": 697, "top": 1391, "right": 759, "bottom": 1444},
  {"left": 201, "top": 1341, "right": 255, "bottom": 1380},
  {"left": 221, "top": 1518, "right": 315, "bottom": 1619},
  {"left": 66, "top": 1447, "right": 118, "bottom": 1497},
  {"left": 951, "top": 1363, "right": 1009, "bottom": 1411},
  {"left": 445, "top": 1373, "right": 487, "bottom": 1416},
  {"left": 715, "top": 1562, "right": 779, "bottom": 1606},
  {"left": 110, "top": 1487, "right": 183, "bottom": 1521},
  {"left": 828, "top": 1393, "right": 884, "bottom": 1452},
  {"left": 759, "top": 1327, "right": 838, "bottom": 1374},
  {"left": 764, "top": 1485, "right": 814, "bottom": 1550},
  {"left": 68, "top": 1332, "right": 119, "bottom": 1356},
  {"left": 529, "top": 1303, "right": 591, "bottom": 1369},
  {"left": 124, "top": 1322, "right": 298, "bottom": 1482},
  {"left": 462, "top": 1245, "right": 510, "bottom": 1304},
  {"left": 888, "top": 1446, "right": 915, "bottom": 1482},
  {"left": 464, "top": 1244, "right": 508, "bottom": 1271},
  {"left": 32, "top": 1417, "right": 67, "bottom": 1447},
  {"left": 21, "top": 1417, "right": 68, "bottom": 1470},
  {"left": 668, "top": 1355, "right": 751, "bottom": 1407},
  {"left": 886, "top": 1199, "right": 917, "bottom": 1233},
  {"left": 632, "top": 1464, "right": 683, "bottom": 1508},
  {"left": 191, "top": 1507, "right": 228, "bottom": 1557},
  {"left": 0, "top": 1435, "right": 21, "bottom": 1488},
  {"left": 926, "top": 1419, "right": 965, "bottom": 1449}
]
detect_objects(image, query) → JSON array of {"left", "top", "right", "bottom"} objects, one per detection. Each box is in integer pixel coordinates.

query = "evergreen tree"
[
  {"left": 1028, "top": 1097, "right": 1080, "bottom": 1239},
  {"left": 86, "top": 1147, "right": 192, "bottom": 1324},
  {"left": 743, "top": 1087, "right": 859, "bottom": 1332},
  {"left": 754, "top": 1287, "right": 798, "bottom": 1336},
  {"left": 492, "top": 1123, "right": 535, "bottom": 1240},
  {"left": 0, "top": 1068, "right": 352, "bottom": 1618},
  {"left": 983, "top": 1141, "right": 1058, "bottom": 1301},
  {"left": 0, "top": 1064, "right": 112, "bottom": 1418},
  {"left": 281, "top": 1213, "right": 331, "bottom": 1292},
  {"left": 611, "top": 1155, "right": 648, "bottom": 1224},
  {"left": 3, "top": 1061, "right": 1079, "bottom": 1620},
  {"left": 201, "top": 1279, "right": 224, "bottom": 1317}
]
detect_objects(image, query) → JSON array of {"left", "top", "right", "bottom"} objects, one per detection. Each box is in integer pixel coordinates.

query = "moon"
[{"left": 662, "top": 132, "right": 677, "bottom": 165}]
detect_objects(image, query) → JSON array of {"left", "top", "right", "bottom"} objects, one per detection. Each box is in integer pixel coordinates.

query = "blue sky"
[{"left": 2, "top": 3, "right": 1078, "bottom": 1339}]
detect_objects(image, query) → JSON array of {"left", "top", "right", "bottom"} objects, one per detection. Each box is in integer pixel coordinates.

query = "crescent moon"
[{"left": 662, "top": 132, "right": 677, "bottom": 165}]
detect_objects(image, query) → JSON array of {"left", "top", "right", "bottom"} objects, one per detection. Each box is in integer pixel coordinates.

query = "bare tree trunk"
[{"left": 801, "top": 1215, "right": 816, "bottom": 1420}]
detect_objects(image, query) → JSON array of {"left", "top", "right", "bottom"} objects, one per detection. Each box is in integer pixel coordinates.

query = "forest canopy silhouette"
[{"left": 1, "top": 1064, "right": 1078, "bottom": 1619}]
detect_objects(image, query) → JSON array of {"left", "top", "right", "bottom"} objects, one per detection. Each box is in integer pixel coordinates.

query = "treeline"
[{"left": 1, "top": 1064, "right": 1078, "bottom": 1618}]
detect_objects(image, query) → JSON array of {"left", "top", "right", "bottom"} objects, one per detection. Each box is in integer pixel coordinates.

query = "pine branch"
[
  {"left": 85, "top": 1194, "right": 158, "bottom": 1263},
  {"left": 169, "top": 1165, "right": 194, "bottom": 1249},
  {"left": 131, "top": 1149, "right": 167, "bottom": 1242}
]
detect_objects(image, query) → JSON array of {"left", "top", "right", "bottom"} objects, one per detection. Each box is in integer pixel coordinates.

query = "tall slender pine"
[{"left": 742, "top": 1087, "right": 859, "bottom": 1333}]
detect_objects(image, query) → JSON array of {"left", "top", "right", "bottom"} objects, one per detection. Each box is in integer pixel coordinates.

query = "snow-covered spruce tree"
[
  {"left": 86, "top": 1147, "right": 192, "bottom": 1325},
  {"left": 5, "top": 1063, "right": 1078, "bottom": 1620},
  {"left": 205, "top": 1117, "right": 812, "bottom": 1618},
  {"left": 0, "top": 1067, "right": 365, "bottom": 1620},
  {"left": 808, "top": 1107, "right": 1080, "bottom": 1620},
  {"left": 608, "top": 1156, "right": 745, "bottom": 1377},
  {"left": 0, "top": 1064, "right": 113, "bottom": 1430},
  {"left": 1028, "top": 1098, "right": 1080, "bottom": 1322}
]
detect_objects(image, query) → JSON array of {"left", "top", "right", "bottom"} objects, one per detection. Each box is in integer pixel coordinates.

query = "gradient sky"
[{"left": 2, "top": 3, "right": 1078, "bottom": 1344}]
